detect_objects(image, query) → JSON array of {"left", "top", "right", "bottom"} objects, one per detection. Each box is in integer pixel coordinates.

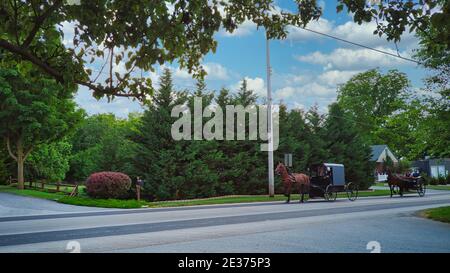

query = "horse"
[
  {"left": 275, "top": 162, "right": 310, "bottom": 203},
  {"left": 386, "top": 169, "right": 407, "bottom": 197}
]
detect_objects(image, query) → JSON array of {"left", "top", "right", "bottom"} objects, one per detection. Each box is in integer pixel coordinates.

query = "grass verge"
[
  {"left": 421, "top": 206, "right": 450, "bottom": 224},
  {"left": 0, "top": 185, "right": 391, "bottom": 209},
  {"left": 427, "top": 185, "right": 450, "bottom": 191}
]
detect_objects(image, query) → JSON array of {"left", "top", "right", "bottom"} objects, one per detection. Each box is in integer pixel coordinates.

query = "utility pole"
[{"left": 266, "top": 32, "right": 274, "bottom": 197}]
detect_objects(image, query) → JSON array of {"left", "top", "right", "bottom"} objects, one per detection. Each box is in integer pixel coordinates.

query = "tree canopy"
[
  {"left": 0, "top": 65, "right": 81, "bottom": 188},
  {"left": 0, "top": 0, "right": 446, "bottom": 101}
]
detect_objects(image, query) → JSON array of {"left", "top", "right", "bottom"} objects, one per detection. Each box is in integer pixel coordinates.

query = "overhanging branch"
[
  {"left": 0, "top": 38, "right": 63, "bottom": 82},
  {"left": 0, "top": 38, "right": 144, "bottom": 99},
  {"left": 21, "top": 0, "right": 64, "bottom": 48}
]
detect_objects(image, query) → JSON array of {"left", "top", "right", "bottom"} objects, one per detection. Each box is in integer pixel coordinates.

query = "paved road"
[{"left": 0, "top": 191, "right": 449, "bottom": 253}]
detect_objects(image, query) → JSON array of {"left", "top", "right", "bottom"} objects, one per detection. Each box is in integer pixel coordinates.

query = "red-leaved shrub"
[{"left": 86, "top": 172, "right": 131, "bottom": 199}]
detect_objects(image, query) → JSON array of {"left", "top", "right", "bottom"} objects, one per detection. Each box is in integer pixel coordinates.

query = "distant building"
[
  {"left": 370, "top": 145, "right": 399, "bottom": 181},
  {"left": 411, "top": 158, "right": 450, "bottom": 178}
]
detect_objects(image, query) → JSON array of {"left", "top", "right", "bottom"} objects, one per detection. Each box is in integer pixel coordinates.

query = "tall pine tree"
[
  {"left": 323, "top": 103, "right": 373, "bottom": 189},
  {"left": 133, "top": 68, "right": 187, "bottom": 200}
]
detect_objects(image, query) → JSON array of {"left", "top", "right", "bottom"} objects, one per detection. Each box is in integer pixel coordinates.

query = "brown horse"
[
  {"left": 386, "top": 169, "right": 406, "bottom": 197},
  {"left": 275, "top": 162, "right": 310, "bottom": 203}
]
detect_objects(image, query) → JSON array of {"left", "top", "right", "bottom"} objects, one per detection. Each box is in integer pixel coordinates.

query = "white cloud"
[
  {"left": 287, "top": 18, "right": 334, "bottom": 41},
  {"left": 232, "top": 77, "right": 266, "bottom": 97},
  {"left": 287, "top": 19, "right": 418, "bottom": 50},
  {"left": 169, "top": 62, "right": 230, "bottom": 81},
  {"left": 203, "top": 63, "right": 230, "bottom": 80},
  {"left": 296, "top": 47, "right": 412, "bottom": 70},
  {"left": 220, "top": 20, "right": 257, "bottom": 37},
  {"left": 274, "top": 82, "right": 336, "bottom": 100},
  {"left": 172, "top": 66, "right": 192, "bottom": 80},
  {"left": 317, "top": 70, "right": 362, "bottom": 86}
]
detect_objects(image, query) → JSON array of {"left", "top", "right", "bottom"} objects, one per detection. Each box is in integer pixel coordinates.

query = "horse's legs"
[
  {"left": 300, "top": 184, "right": 304, "bottom": 203},
  {"left": 286, "top": 185, "right": 291, "bottom": 203},
  {"left": 389, "top": 184, "right": 393, "bottom": 197}
]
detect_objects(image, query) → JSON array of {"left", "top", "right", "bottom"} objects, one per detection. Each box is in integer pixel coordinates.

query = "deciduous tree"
[{"left": 0, "top": 66, "right": 80, "bottom": 189}]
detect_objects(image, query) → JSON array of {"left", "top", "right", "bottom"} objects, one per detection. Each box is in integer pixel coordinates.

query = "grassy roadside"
[
  {"left": 427, "top": 185, "right": 450, "bottom": 190},
  {"left": 374, "top": 182, "right": 450, "bottom": 191},
  {"left": 0, "top": 185, "right": 394, "bottom": 209},
  {"left": 421, "top": 206, "right": 450, "bottom": 224}
]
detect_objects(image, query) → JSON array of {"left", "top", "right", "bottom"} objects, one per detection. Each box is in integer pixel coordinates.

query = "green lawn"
[
  {"left": 427, "top": 184, "right": 450, "bottom": 191},
  {"left": 422, "top": 206, "right": 450, "bottom": 224},
  {"left": 0, "top": 185, "right": 67, "bottom": 201},
  {"left": 0, "top": 185, "right": 391, "bottom": 209},
  {"left": 374, "top": 182, "right": 450, "bottom": 191}
]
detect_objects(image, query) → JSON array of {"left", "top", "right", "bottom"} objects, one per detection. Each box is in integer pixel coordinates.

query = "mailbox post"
[{"left": 136, "top": 176, "right": 144, "bottom": 201}]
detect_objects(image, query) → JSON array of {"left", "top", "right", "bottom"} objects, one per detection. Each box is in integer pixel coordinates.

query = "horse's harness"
[{"left": 287, "top": 167, "right": 296, "bottom": 183}]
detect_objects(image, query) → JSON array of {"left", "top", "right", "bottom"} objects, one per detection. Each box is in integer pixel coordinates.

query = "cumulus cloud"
[
  {"left": 295, "top": 47, "right": 413, "bottom": 70},
  {"left": 287, "top": 18, "right": 334, "bottom": 41},
  {"left": 220, "top": 20, "right": 257, "bottom": 37},
  {"left": 170, "top": 62, "right": 230, "bottom": 81},
  {"left": 203, "top": 63, "right": 230, "bottom": 80},
  {"left": 232, "top": 77, "right": 266, "bottom": 97},
  {"left": 317, "top": 70, "right": 362, "bottom": 86},
  {"left": 287, "top": 19, "right": 418, "bottom": 50}
]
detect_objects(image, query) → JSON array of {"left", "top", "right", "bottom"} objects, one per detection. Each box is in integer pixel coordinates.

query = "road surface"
[{"left": 0, "top": 191, "right": 449, "bottom": 253}]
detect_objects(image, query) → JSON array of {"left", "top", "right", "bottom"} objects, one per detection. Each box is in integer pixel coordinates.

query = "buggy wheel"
[
  {"left": 417, "top": 180, "right": 426, "bottom": 197},
  {"left": 346, "top": 182, "right": 358, "bottom": 201},
  {"left": 324, "top": 185, "right": 337, "bottom": 201}
]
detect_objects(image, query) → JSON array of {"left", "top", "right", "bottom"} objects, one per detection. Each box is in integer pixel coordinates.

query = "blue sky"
[{"left": 72, "top": 0, "right": 428, "bottom": 118}]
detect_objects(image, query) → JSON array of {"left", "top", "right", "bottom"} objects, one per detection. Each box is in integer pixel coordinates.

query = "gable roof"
[
  {"left": 370, "top": 145, "right": 398, "bottom": 162},
  {"left": 370, "top": 145, "right": 387, "bottom": 161}
]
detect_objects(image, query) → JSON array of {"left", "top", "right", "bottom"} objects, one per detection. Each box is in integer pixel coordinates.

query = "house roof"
[
  {"left": 370, "top": 145, "right": 398, "bottom": 163},
  {"left": 370, "top": 145, "right": 387, "bottom": 161}
]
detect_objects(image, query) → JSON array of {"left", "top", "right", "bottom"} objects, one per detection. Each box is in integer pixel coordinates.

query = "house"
[
  {"left": 411, "top": 158, "right": 450, "bottom": 178},
  {"left": 370, "top": 145, "right": 399, "bottom": 181}
]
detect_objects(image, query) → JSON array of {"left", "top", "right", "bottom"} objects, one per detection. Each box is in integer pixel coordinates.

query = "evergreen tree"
[
  {"left": 133, "top": 68, "right": 187, "bottom": 200},
  {"left": 181, "top": 79, "right": 224, "bottom": 198},
  {"left": 305, "top": 105, "right": 328, "bottom": 167},
  {"left": 323, "top": 103, "right": 373, "bottom": 189},
  {"left": 216, "top": 87, "right": 232, "bottom": 108},
  {"left": 278, "top": 105, "right": 311, "bottom": 172},
  {"left": 227, "top": 81, "right": 266, "bottom": 194},
  {"left": 235, "top": 79, "right": 258, "bottom": 106}
]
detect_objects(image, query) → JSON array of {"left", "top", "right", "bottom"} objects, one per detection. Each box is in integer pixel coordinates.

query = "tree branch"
[
  {"left": 23, "top": 147, "right": 33, "bottom": 160},
  {"left": 5, "top": 137, "right": 17, "bottom": 161},
  {"left": 21, "top": 0, "right": 64, "bottom": 48},
  {"left": 0, "top": 39, "right": 144, "bottom": 99},
  {"left": 0, "top": 38, "right": 64, "bottom": 82}
]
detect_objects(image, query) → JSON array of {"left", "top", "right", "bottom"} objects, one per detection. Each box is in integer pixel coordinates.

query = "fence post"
[
  {"left": 41, "top": 181, "right": 45, "bottom": 190},
  {"left": 56, "top": 182, "right": 60, "bottom": 192}
]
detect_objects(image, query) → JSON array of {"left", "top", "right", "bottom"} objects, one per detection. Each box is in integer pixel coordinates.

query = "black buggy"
[{"left": 308, "top": 163, "right": 358, "bottom": 201}]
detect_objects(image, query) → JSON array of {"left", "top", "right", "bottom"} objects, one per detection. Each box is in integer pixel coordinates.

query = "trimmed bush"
[{"left": 86, "top": 172, "right": 131, "bottom": 199}]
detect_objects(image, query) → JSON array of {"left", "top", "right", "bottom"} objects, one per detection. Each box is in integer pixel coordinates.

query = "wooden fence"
[{"left": 25, "top": 181, "right": 80, "bottom": 197}]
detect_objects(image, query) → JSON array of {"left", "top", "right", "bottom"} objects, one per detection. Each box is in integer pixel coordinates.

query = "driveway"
[{"left": 0, "top": 193, "right": 113, "bottom": 217}]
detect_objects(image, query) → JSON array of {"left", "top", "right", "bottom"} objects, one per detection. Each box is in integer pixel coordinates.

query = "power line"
[{"left": 301, "top": 27, "right": 422, "bottom": 65}]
